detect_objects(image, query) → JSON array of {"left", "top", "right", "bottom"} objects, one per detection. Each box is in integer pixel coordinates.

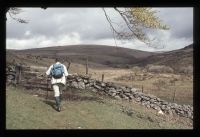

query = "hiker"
[{"left": 46, "top": 58, "right": 68, "bottom": 112}]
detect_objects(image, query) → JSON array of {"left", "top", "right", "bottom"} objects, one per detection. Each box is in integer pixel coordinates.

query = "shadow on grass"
[
  {"left": 37, "top": 89, "right": 104, "bottom": 103},
  {"left": 42, "top": 100, "right": 56, "bottom": 110}
]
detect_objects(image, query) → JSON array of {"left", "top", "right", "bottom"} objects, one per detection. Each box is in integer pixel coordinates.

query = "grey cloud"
[
  {"left": 6, "top": 8, "right": 114, "bottom": 41},
  {"left": 155, "top": 8, "right": 193, "bottom": 39}
]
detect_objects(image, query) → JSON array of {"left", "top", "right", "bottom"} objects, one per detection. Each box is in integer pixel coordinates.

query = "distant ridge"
[{"left": 7, "top": 44, "right": 193, "bottom": 69}]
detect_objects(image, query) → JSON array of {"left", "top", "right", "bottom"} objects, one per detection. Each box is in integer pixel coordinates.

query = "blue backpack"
[{"left": 50, "top": 64, "right": 64, "bottom": 79}]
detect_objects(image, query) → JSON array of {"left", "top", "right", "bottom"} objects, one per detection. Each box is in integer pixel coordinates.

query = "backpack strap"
[{"left": 50, "top": 64, "right": 55, "bottom": 76}]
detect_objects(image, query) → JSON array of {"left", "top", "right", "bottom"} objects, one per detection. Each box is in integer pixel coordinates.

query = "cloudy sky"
[{"left": 6, "top": 8, "right": 193, "bottom": 52}]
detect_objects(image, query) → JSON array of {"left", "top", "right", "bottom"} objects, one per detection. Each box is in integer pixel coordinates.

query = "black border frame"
[{"left": 0, "top": 0, "right": 199, "bottom": 137}]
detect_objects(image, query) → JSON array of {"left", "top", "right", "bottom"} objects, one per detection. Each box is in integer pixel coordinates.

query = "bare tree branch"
[
  {"left": 7, "top": 8, "right": 28, "bottom": 24},
  {"left": 102, "top": 7, "right": 170, "bottom": 48}
]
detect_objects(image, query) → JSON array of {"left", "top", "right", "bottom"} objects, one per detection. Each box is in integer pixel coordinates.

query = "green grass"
[{"left": 6, "top": 86, "right": 192, "bottom": 129}]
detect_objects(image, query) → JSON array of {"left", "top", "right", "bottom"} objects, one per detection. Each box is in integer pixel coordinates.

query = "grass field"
[{"left": 6, "top": 85, "right": 192, "bottom": 129}]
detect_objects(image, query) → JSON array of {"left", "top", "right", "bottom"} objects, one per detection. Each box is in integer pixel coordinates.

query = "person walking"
[{"left": 46, "top": 58, "right": 68, "bottom": 112}]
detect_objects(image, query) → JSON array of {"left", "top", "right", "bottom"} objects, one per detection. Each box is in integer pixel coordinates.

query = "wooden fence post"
[
  {"left": 67, "top": 62, "right": 71, "bottom": 71},
  {"left": 15, "top": 64, "right": 21, "bottom": 84},
  {"left": 142, "top": 85, "right": 144, "bottom": 93},
  {"left": 173, "top": 89, "right": 176, "bottom": 103},
  {"left": 102, "top": 74, "right": 104, "bottom": 82},
  {"left": 131, "top": 73, "right": 133, "bottom": 87},
  {"left": 86, "top": 56, "right": 88, "bottom": 75},
  {"left": 18, "top": 65, "right": 22, "bottom": 84}
]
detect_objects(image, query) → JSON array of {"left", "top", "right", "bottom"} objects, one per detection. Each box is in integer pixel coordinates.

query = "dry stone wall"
[{"left": 66, "top": 74, "right": 193, "bottom": 120}]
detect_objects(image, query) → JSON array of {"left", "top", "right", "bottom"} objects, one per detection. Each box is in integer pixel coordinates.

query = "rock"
[
  {"left": 190, "top": 107, "right": 193, "bottom": 111},
  {"left": 133, "top": 93, "right": 139, "bottom": 98},
  {"left": 71, "top": 81, "right": 79, "bottom": 88},
  {"left": 179, "top": 110, "right": 185, "bottom": 116},
  {"left": 141, "top": 102, "right": 146, "bottom": 106},
  {"left": 124, "top": 88, "right": 131, "bottom": 93},
  {"left": 119, "top": 93, "right": 124, "bottom": 98},
  {"left": 116, "top": 88, "right": 123, "bottom": 92},
  {"left": 121, "top": 86, "right": 126, "bottom": 91},
  {"left": 149, "top": 98, "right": 156, "bottom": 103},
  {"left": 131, "top": 88, "right": 137, "bottom": 93},
  {"left": 146, "top": 101, "right": 150, "bottom": 104},
  {"left": 101, "top": 82, "right": 106, "bottom": 87},
  {"left": 129, "top": 95, "right": 134, "bottom": 99},
  {"left": 106, "top": 82, "right": 114, "bottom": 87},
  {"left": 114, "top": 95, "right": 121, "bottom": 100},
  {"left": 161, "top": 101, "right": 168, "bottom": 105},
  {"left": 112, "top": 93, "right": 117, "bottom": 96},
  {"left": 67, "top": 75, "right": 75, "bottom": 79},
  {"left": 108, "top": 92, "right": 113, "bottom": 96},
  {"left": 88, "top": 86, "right": 93, "bottom": 89},
  {"left": 83, "top": 79, "right": 88, "bottom": 83},
  {"left": 156, "top": 98, "right": 161, "bottom": 101},
  {"left": 127, "top": 109, "right": 134, "bottom": 116},
  {"left": 124, "top": 96, "right": 129, "bottom": 100},
  {"left": 152, "top": 105, "right": 160, "bottom": 110},
  {"left": 92, "top": 89, "right": 97, "bottom": 93},
  {"left": 135, "top": 97, "right": 141, "bottom": 102},
  {"left": 165, "top": 106, "right": 170, "bottom": 110},
  {"left": 124, "top": 93, "right": 131, "bottom": 96},
  {"left": 141, "top": 96, "right": 150, "bottom": 101},
  {"left": 158, "top": 110, "right": 164, "bottom": 115},
  {"left": 109, "top": 88, "right": 116, "bottom": 93},
  {"left": 146, "top": 105, "right": 150, "bottom": 108},
  {"left": 167, "top": 109, "right": 173, "bottom": 116},
  {"left": 94, "top": 84, "right": 102, "bottom": 90},
  {"left": 82, "top": 75, "right": 90, "bottom": 79},
  {"left": 89, "top": 82, "right": 94, "bottom": 86},
  {"left": 85, "top": 84, "right": 90, "bottom": 88},
  {"left": 149, "top": 104, "right": 154, "bottom": 108},
  {"left": 161, "top": 105, "right": 166, "bottom": 110},
  {"left": 76, "top": 77, "right": 83, "bottom": 82},
  {"left": 78, "top": 81, "right": 85, "bottom": 89}
]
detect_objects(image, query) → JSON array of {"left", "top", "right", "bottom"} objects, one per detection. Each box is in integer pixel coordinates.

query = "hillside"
[
  {"left": 6, "top": 44, "right": 156, "bottom": 68},
  {"left": 6, "top": 44, "right": 193, "bottom": 70},
  {"left": 6, "top": 85, "right": 192, "bottom": 129},
  {"left": 135, "top": 44, "right": 193, "bottom": 70}
]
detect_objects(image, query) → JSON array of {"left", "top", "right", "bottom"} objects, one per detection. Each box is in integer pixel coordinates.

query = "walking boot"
[{"left": 55, "top": 96, "right": 61, "bottom": 112}]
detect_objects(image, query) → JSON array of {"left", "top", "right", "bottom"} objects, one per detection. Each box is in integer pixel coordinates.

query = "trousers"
[{"left": 52, "top": 83, "right": 64, "bottom": 97}]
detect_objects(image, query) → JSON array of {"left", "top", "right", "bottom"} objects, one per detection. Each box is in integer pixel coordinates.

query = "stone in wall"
[
  {"left": 78, "top": 81, "right": 85, "bottom": 89},
  {"left": 71, "top": 81, "right": 79, "bottom": 89}
]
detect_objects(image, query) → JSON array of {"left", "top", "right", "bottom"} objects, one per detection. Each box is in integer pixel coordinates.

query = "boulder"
[
  {"left": 135, "top": 97, "right": 141, "bottom": 102},
  {"left": 124, "top": 93, "right": 131, "bottom": 96},
  {"left": 109, "top": 87, "right": 116, "bottom": 93},
  {"left": 71, "top": 81, "right": 79, "bottom": 88},
  {"left": 94, "top": 84, "right": 102, "bottom": 90},
  {"left": 101, "top": 82, "right": 106, "bottom": 87},
  {"left": 78, "top": 81, "right": 85, "bottom": 89},
  {"left": 76, "top": 77, "right": 83, "bottom": 82},
  {"left": 114, "top": 95, "right": 121, "bottom": 100},
  {"left": 131, "top": 88, "right": 137, "bottom": 93},
  {"left": 92, "top": 89, "right": 97, "bottom": 93},
  {"left": 83, "top": 79, "right": 88, "bottom": 83},
  {"left": 111, "top": 93, "right": 117, "bottom": 96},
  {"left": 124, "top": 96, "right": 129, "bottom": 100},
  {"left": 141, "top": 96, "right": 150, "bottom": 101}
]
